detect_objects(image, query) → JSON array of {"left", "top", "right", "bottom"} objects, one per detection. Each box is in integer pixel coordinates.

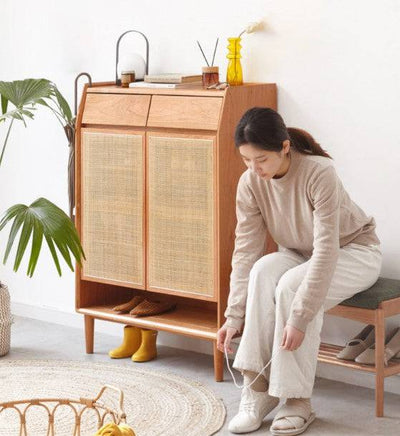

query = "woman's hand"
[
  {"left": 281, "top": 324, "right": 305, "bottom": 351},
  {"left": 217, "top": 325, "right": 238, "bottom": 354}
]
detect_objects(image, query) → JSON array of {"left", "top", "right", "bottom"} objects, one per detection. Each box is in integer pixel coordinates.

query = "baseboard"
[{"left": 10, "top": 302, "right": 400, "bottom": 395}]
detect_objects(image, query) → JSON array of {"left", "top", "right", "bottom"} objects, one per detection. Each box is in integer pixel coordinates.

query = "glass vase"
[{"left": 226, "top": 37, "right": 243, "bottom": 86}]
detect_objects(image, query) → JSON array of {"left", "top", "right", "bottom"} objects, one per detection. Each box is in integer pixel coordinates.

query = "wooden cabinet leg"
[
  {"left": 84, "top": 315, "right": 95, "bottom": 354},
  {"left": 213, "top": 341, "right": 224, "bottom": 382},
  {"left": 375, "top": 309, "right": 385, "bottom": 417}
]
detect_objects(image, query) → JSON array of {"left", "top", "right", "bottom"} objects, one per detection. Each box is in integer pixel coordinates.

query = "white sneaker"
[{"left": 228, "top": 387, "right": 280, "bottom": 434}]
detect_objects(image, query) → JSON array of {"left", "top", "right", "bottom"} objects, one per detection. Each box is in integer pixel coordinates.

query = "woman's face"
[{"left": 239, "top": 141, "right": 291, "bottom": 180}]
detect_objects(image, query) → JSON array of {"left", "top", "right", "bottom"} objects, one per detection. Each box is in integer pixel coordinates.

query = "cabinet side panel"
[
  {"left": 148, "top": 135, "right": 215, "bottom": 297},
  {"left": 217, "top": 84, "right": 278, "bottom": 327},
  {"left": 81, "top": 131, "right": 144, "bottom": 285}
]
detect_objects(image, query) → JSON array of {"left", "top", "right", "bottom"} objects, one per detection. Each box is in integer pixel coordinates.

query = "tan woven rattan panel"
[
  {"left": 82, "top": 131, "right": 144, "bottom": 285},
  {"left": 148, "top": 135, "right": 215, "bottom": 297}
]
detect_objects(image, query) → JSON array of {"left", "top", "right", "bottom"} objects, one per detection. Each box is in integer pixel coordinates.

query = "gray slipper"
[
  {"left": 336, "top": 324, "right": 375, "bottom": 360},
  {"left": 270, "top": 401, "right": 316, "bottom": 436},
  {"left": 355, "top": 326, "right": 400, "bottom": 366}
]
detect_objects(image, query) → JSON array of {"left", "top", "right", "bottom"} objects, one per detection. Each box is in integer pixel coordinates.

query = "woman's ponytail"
[
  {"left": 287, "top": 127, "right": 332, "bottom": 159},
  {"left": 235, "top": 108, "right": 333, "bottom": 160}
]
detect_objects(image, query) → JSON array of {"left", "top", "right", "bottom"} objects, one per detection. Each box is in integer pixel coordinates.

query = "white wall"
[{"left": 1, "top": 0, "right": 400, "bottom": 389}]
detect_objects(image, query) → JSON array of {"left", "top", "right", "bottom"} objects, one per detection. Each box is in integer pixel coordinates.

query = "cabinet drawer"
[
  {"left": 147, "top": 96, "right": 222, "bottom": 130},
  {"left": 82, "top": 93, "right": 151, "bottom": 126}
]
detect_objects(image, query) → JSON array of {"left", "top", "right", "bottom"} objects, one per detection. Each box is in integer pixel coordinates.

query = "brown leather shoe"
[
  {"left": 129, "top": 299, "right": 177, "bottom": 317},
  {"left": 112, "top": 295, "right": 145, "bottom": 313}
]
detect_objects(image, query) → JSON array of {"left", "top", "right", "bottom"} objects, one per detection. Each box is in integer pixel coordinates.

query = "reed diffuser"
[{"left": 197, "top": 38, "right": 220, "bottom": 88}]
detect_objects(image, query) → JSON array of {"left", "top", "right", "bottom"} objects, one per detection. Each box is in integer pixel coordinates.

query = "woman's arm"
[
  {"left": 287, "top": 165, "right": 341, "bottom": 332},
  {"left": 224, "top": 173, "right": 268, "bottom": 332}
]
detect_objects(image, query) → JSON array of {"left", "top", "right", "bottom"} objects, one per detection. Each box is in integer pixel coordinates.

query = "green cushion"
[{"left": 339, "top": 277, "right": 400, "bottom": 309}]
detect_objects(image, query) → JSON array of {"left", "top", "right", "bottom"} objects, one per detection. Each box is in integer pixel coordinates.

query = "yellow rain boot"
[
  {"left": 108, "top": 326, "right": 141, "bottom": 359},
  {"left": 131, "top": 329, "right": 158, "bottom": 362}
]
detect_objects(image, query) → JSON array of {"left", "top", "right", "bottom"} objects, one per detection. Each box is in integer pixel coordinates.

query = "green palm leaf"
[
  {"left": 0, "top": 79, "right": 52, "bottom": 109},
  {"left": 0, "top": 79, "right": 51, "bottom": 127},
  {"left": 1, "top": 94, "right": 8, "bottom": 118},
  {"left": 0, "top": 78, "right": 83, "bottom": 277},
  {"left": 50, "top": 84, "right": 73, "bottom": 123},
  {"left": 1, "top": 109, "right": 26, "bottom": 124},
  {"left": 0, "top": 198, "right": 85, "bottom": 277}
]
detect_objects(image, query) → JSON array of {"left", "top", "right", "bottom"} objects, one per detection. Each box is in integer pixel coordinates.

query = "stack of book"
[{"left": 129, "top": 73, "right": 202, "bottom": 88}]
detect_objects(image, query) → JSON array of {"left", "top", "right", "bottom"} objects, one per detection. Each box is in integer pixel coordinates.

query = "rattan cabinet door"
[
  {"left": 147, "top": 134, "right": 216, "bottom": 299},
  {"left": 81, "top": 130, "right": 145, "bottom": 287}
]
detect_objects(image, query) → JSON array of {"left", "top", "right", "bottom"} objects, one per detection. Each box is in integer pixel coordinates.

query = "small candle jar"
[
  {"left": 202, "top": 66, "right": 219, "bottom": 88},
  {"left": 120, "top": 70, "right": 136, "bottom": 87}
]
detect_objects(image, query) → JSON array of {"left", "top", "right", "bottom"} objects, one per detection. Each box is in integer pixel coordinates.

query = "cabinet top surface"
[{"left": 86, "top": 82, "right": 276, "bottom": 97}]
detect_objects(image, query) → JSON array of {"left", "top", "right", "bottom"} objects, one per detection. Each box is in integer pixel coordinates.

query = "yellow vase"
[{"left": 226, "top": 37, "right": 243, "bottom": 86}]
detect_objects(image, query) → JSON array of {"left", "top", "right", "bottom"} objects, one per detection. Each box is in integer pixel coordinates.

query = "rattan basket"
[
  {"left": 0, "top": 385, "right": 129, "bottom": 436},
  {"left": 0, "top": 282, "right": 12, "bottom": 357}
]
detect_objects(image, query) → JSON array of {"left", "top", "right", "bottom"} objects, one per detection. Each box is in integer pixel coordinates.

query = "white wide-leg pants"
[{"left": 232, "top": 243, "right": 382, "bottom": 399}]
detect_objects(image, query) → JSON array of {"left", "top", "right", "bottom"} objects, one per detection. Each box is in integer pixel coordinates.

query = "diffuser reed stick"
[
  {"left": 211, "top": 38, "right": 219, "bottom": 67},
  {"left": 197, "top": 41, "right": 210, "bottom": 66},
  {"left": 197, "top": 38, "right": 219, "bottom": 66}
]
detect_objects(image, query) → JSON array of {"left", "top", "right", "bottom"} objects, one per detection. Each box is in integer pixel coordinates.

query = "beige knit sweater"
[{"left": 224, "top": 148, "right": 380, "bottom": 333}]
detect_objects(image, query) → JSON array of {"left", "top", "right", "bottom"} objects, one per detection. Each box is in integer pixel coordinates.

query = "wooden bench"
[{"left": 320, "top": 277, "right": 400, "bottom": 417}]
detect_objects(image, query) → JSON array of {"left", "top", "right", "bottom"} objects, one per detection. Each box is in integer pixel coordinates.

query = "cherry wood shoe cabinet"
[{"left": 75, "top": 82, "right": 277, "bottom": 381}]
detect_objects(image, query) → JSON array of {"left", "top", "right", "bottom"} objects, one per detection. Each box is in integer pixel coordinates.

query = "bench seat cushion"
[{"left": 339, "top": 277, "right": 400, "bottom": 309}]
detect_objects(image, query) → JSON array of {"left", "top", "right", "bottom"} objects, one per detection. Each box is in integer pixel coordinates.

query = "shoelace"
[
  {"left": 224, "top": 345, "right": 282, "bottom": 389},
  {"left": 240, "top": 392, "right": 258, "bottom": 413}
]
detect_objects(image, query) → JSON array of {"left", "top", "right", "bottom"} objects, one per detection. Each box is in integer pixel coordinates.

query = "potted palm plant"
[{"left": 0, "top": 78, "right": 85, "bottom": 356}]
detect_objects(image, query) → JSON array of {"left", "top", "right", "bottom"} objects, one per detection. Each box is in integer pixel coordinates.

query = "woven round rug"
[{"left": 0, "top": 360, "right": 226, "bottom": 436}]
